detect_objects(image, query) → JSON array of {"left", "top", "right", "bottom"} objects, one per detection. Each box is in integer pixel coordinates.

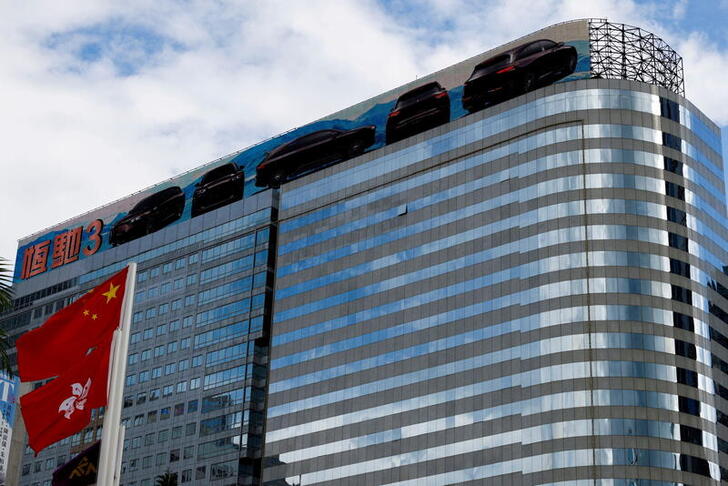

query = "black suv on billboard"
[
  {"left": 462, "top": 39, "right": 577, "bottom": 112},
  {"left": 110, "top": 186, "right": 185, "bottom": 246},
  {"left": 191, "top": 162, "right": 245, "bottom": 217},
  {"left": 386, "top": 81, "right": 450, "bottom": 144},
  {"left": 255, "top": 127, "right": 376, "bottom": 188}
]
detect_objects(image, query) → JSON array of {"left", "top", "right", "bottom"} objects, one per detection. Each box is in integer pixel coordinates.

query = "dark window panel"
[
  {"left": 667, "top": 207, "right": 687, "bottom": 225},
  {"left": 668, "top": 233, "right": 688, "bottom": 251},
  {"left": 673, "top": 312, "right": 694, "bottom": 332},
  {"left": 664, "top": 156, "right": 684, "bottom": 175},
  {"left": 674, "top": 340, "right": 696, "bottom": 359},
  {"left": 665, "top": 181, "right": 685, "bottom": 200},
  {"left": 680, "top": 424, "right": 702, "bottom": 445},
  {"left": 670, "top": 258, "right": 690, "bottom": 277},
  {"left": 660, "top": 97, "right": 681, "bottom": 122},
  {"left": 672, "top": 285, "right": 692, "bottom": 305},
  {"left": 663, "top": 132, "right": 682, "bottom": 150},
  {"left": 676, "top": 367, "right": 698, "bottom": 388}
]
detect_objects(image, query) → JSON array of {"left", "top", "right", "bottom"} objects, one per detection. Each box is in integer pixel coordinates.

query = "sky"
[{"left": 2, "top": 0, "right": 728, "bottom": 269}]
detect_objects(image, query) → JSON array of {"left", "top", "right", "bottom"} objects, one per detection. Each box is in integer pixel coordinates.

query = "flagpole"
[
  {"left": 98, "top": 328, "right": 122, "bottom": 486},
  {"left": 114, "top": 424, "right": 126, "bottom": 484},
  {"left": 98, "top": 263, "right": 136, "bottom": 486}
]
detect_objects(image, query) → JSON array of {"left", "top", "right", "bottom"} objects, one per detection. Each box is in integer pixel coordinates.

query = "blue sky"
[{"left": 1, "top": 0, "right": 727, "bottom": 264}]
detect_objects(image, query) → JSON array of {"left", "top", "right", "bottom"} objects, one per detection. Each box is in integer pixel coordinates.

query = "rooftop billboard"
[{"left": 15, "top": 19, "right": 591, "bottom": 282}]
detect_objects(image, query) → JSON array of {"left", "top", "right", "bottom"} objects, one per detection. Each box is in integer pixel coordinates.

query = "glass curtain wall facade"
[
  {"left": 262, "top": 79, "right": 727, "bottom": 485},
  {"left": 6, "top": 191, "right": 277, "bottom": 486}
]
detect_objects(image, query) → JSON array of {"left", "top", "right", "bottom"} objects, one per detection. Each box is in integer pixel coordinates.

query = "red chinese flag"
[
  {"left": 16, "top": 267, "right": 128, "bottom": 381},
  {"left": 21, "top": 338, "right": 112, "bottom": 454}
]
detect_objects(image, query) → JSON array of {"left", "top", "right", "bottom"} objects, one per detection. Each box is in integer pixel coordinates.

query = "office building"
[
  {"left": 0, "top": 373, "right": 18, "bottom": 485},
  {"left": 2, "top": 18, "right": 726, "bottom": 486}
]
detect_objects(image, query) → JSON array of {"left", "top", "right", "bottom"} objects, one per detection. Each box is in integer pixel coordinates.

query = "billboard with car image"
[{"left": 15, "top": 20, "right": 591, "bottom": 281}]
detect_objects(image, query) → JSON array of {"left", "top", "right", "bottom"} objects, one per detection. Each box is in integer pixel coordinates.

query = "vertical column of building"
[{"left": 659, "top": 95, "right": 721, "bottom": 478}]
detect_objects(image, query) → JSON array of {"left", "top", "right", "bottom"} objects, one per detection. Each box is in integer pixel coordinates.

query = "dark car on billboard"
[
  {"left": 191, "top": 162, "right": 245, "bottom": 217},
  {"left": 462, "top": 39, "right": 577, "bottom": 113},
  {"left": 386, "top": 81, "right": 450, "bottom": 145},
  {"left": 110, "top": 186, "right": 185, "bottom": 246},
  {"left": 255, "top": 127, "right": 376, "bottom": 188}
]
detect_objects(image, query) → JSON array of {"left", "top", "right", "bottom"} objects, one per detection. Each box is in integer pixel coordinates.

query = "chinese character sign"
[{"left": 20, "top": 220, "right": 103, "bottom": 280}]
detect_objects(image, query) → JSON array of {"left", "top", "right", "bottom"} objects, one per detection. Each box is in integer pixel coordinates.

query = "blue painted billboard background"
[
  {"left": 15, "top": 24, "right": 591, "bottom": 282},
  {"left": 0, "top": 373, "right": 18, "bottom": 425}
]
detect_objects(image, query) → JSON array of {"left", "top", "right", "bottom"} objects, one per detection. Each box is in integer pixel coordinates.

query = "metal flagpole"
[
  {"left": 114, "top": 425, "right": 126, "bottom": 485},
  {"left": 98, "top": 263, "right": 137, "bottom": 486},
  {"left": 97, "top": 326, "right": 121, "bottom": 486}
]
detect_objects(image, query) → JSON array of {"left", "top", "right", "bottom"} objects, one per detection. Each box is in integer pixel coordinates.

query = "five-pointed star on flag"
[
  {"left": 83, "top": 310, "right": 89, "bottom": 316},
  {"left": 102, "top": 282, "right": 121, "bottom": 304}
]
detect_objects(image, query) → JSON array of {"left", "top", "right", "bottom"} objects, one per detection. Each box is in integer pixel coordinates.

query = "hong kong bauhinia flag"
[
  {"left": 21, "top": 338, "right": 112, "bottom": 453},
  {"left": 16, "top": 267, "right": 128, "bottom": 381},
  {"left": 16, "top": 267, "right": 129, "bottom": 454}
]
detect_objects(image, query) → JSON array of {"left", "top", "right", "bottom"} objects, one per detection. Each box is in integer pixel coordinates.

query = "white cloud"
[
  {"left": 0, "top": 0, "right": 726, "bottom": 268},
  {"left": 677, "top": 33, "right": 728, "bottom": 124},
  {"left": 671, "top": 0, "right": 688, "bottom": 19}
]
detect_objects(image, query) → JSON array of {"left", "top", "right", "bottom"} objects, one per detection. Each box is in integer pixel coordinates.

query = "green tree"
[
  {"left": 0, "top": 258, "right": 13, "bottom": 376},
  {"left": 155, "top": 471, "right": 178, "bottom": 486},
  {"left": 0, "top": 258, "right": 11, "bottom": 311}
]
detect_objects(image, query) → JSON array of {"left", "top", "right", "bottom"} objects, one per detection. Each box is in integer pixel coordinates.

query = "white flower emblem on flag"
[{"left": 58, "top": 379, "right": 91, "bottom": 419}]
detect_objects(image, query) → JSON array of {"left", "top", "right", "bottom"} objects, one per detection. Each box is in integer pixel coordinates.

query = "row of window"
[
  {"left": 130, "top": 321, "right": 190, "bottom": 345},
  {"left": 133, "top": 250, "right": 268, "bottom": 309},
  {"left": 280, "top": 123, "right": 724, "bottom": 261},
  {"left": 133, "top": 274, "right": 197, "bottom": 306},
  {"left": 200, "top": 250, "right": 268, "bottom": 284},
  {"left": 132, "top": 229, "right": 269, "bottom": 311},
  {"left": 129, "top": 336, "right": 193, "bottom": 362},
  {"left": 124, "top": 373, "right": 200, "bottom": 393},
  {"left": 270, "top": 334, "right": 715, "bottom": 416},
  {"left": 198, "top": 271, "right": 267, "bottom": 306},
  {"left": 275, "top": 386, "right": 716, "bottom": 464},
  {"left": 136, "top": 255, "right": 195, "bottom": 284},
  {"left": 194, "top": 319, "right": 257, "bottom": 348},
  {"left": 271, "top": 325, "right": 710, "bottom": 395},
  {"left": 201, "top": 227, "right": 269, "bottom": 263},
  {"left": 272, "top": 447, "right": 718, "bottom": 485},
  {"left": 278, "top": 175, "right": 726, "bottom": 310},
  {"left": 130, "top": 294, "right": 266, "bottom": 347},
  {"left": 277, "top": 202, "right": 723, "bottom": 327},
  {"left": 22, "top": 454, "right": 69, "bottom": 476},
  {"left": 79, "top": 209, "right": 271, "bottom": 285},
  {"left": 126, "top": 421, "right": 196, "bottom": 450},
  {"left": 273, "top": 270, "right": 703, "bottom": 369},
  {"left": 272, "top": 220, "right": 722, "bottom": 350},
  {"left": 131, "top": 312, "right": 260, "bottom": 350},
  {"left": 276, "top": 201, "right": 714, "bottom": 321},
  {"left": 281, "top": 150, "right": 721, "bottom": 265},
  {"left": 276, "top": 273, "right": 702, "bottom": 378},
  {"left": 122, "top": 445, "right": 193, "bottom": 473},
  {"left": 268, "top": 224, "right": 632, "bottom": 346},
  {"left": 128, "top": 339, "right": 255, "bottom": 386},
  {"left": 267, "top": 359, "right": 716, "bottom": 443},
  {"left": 275, "top": 418, "right": 718, "bottom": 484}
]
